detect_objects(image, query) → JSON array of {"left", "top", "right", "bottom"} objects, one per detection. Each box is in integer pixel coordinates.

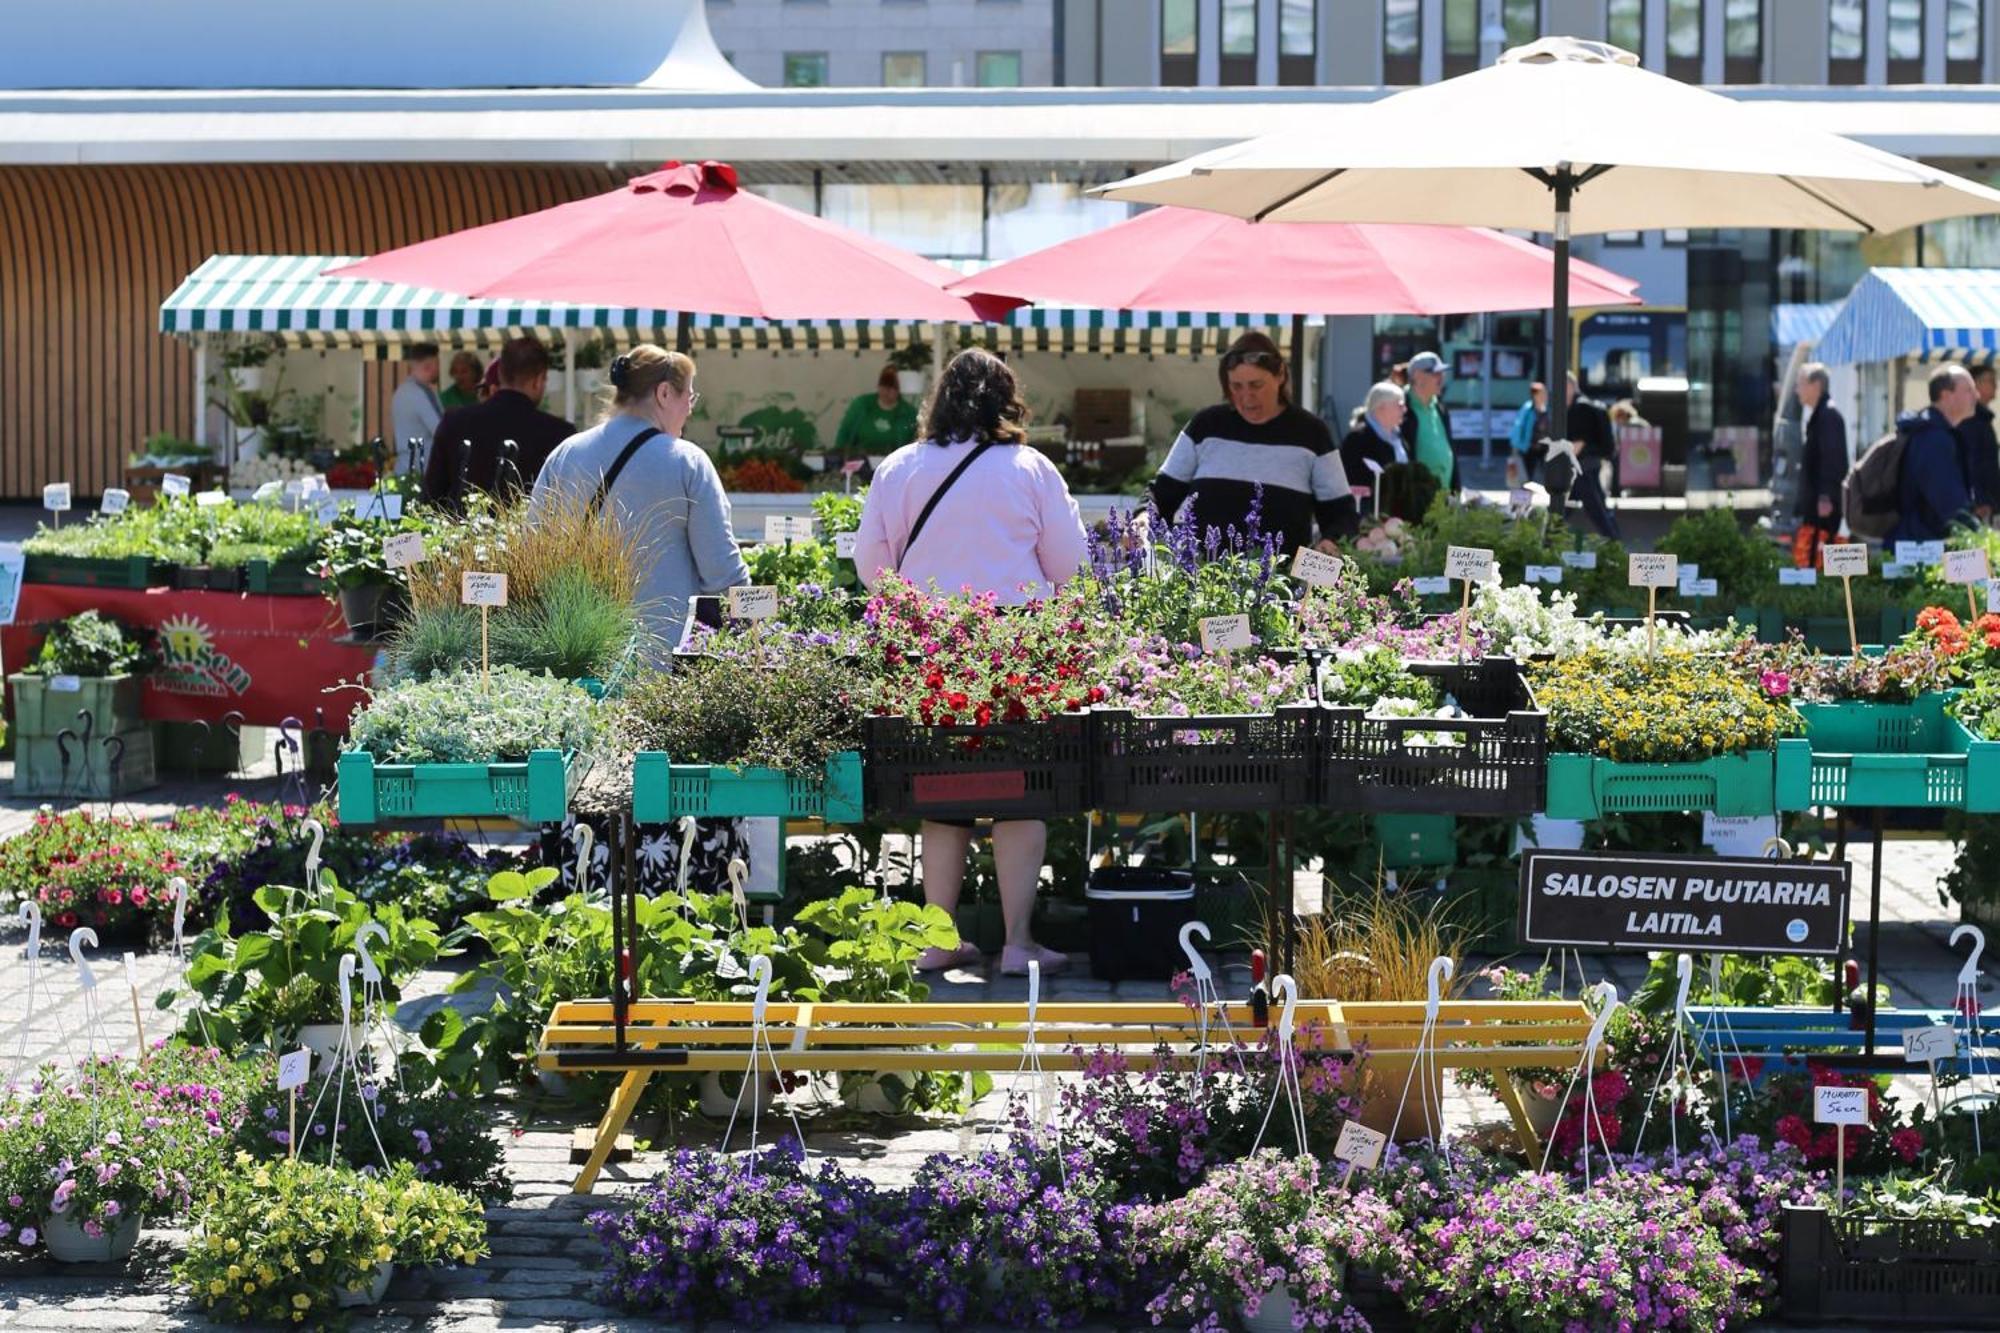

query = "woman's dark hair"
[
  {"left": 920, "top": 348, "right": 1029, "bottom": 445},
  {"left": 1218, "top": 331, "right": 1291, "bottom": 406}
]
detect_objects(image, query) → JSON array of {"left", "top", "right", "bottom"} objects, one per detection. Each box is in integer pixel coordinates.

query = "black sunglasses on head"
[{"left": 1224, "top": 350, "right": 1284, "bottom": 372}]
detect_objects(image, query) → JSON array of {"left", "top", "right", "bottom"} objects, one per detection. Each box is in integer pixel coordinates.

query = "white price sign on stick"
[
  {"left": 1290, "top": 547, "right": 1344, "bottom": 589},
  {"left": 382, "top": 533, "right": 426, "bottom": 570},
  {"left": 1822, "top": 544, "right": 1870, "bottom": 578},
  {"left": 1685, "top": 577, "right": 1719, "bottom": 598},
  {"left": 461, "top": 572, "right": 509, "bottom": 607},
  {"left": 1561, "top": 550, "right": 1598, "bottom": 570},
  {"left": 1813, "top": 1086, "right": 1869, "bottom": 1126},
  {"left": 727, "top": 585, "right": 780, "bottom": 621},
  {"left": 1903, "top": 1025, "right": 1957, "bottom": 1065},
  {"left": 1628, "top": 553, "right": 1679, "bottom": 588},
  {"left": 160, "top": 473, "right": 190, "bottom": 499},
  {"left": 100, "top": 488, "right": 130, "bottom": 516},
  {"left": 1198, "top": 614, "right": 1254, "bottom": 653},
  {"left": 1944, "top": 548, "right": 1991, "bottom": 584},
  {"left": 42, "top": 482, "right": 71, "bottom": 512},
  {"left": 1524, "top": 564, "right": 1564, "bottom": 585},
  {"left": 1411, "top": 576, "right": 1452, "bottom": 596},
  {"left": 1334, "top": 1119, "right": 1387, "bottom": 1172},
  {"left": 834, "top": 531, "right": 859, "bottom": 560},
  {"left": 1444, "top": 545, "right": 1495, "bottom": 585},
  {"left": 276, "top": 1047, "right": 311, "bottom": 1092}
]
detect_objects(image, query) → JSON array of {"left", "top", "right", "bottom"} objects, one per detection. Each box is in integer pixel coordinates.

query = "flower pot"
[
  {"left": 1357, "top": 1062, "right": 1449, "bottom": 1144},
  {"left": 841, "top": 1074, "right": 900, "bottom": 1115},
  {"left": 335, "top": 1261, "right": 394, "bottom": 1308},
  {"left": 41, "top": 1209, "right": 141, "bottom": 1264},
  {"left": 699, "top": 1069, "right": 779, "bottom": 1119},
  {"left": 295, "top": 1023, "right": 392, "bottom": 1077},
  {"left": 1515, "top": 1078, "right": 1566, "bottom": 1141},
  {"left": 1240, "top": 1282, "right": 1301, "bottom": 1333},
  {"left": 896, "top": 369, "right": 926, "bottom": 398},
  {"left": 338, "top": 584, "right": 390, "bottom": 639},
  {"left": 230, "top": 365, "right": 267, "bottom": 395}
]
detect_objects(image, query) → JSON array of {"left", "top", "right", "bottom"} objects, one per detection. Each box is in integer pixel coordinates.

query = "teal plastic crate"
[
  {"left": 21, "top": 553, "right": 154, "bottom": 589},
  {"left": 1776, "top": 693, "right": 2000, "bottom": 811},
  {"left": 14, "top": 726, "right": 157, "bottom": 798},
  {"left": 336, "top": 748, "right": 571, "bottom": 825},
  {"left": 631, "top": 750, "right": 863, "bottom": 824},
  {"left": 1544, "top": 750, "right": 1777, "bottom": 819},
  {"left": 1371, "top": 813, "right": 1456, "bottom": 868}
]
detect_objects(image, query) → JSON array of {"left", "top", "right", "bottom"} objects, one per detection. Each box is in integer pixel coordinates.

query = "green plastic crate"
[
  {"left": 244, "top": 558, "right": 324, "bottom": 596},
  {"left": 1544, "top": 750, "right": 1777, "bottom": 819},
  {"left": 1372, "top": 814, "right": 1456, "bottom": 868},
  {"left": 21, "top": 553, "right": 154, "bottom": 589},
  {"left": 8, "top": 673, "right": 144, "bottom": 738},
  {"left": 335, "top": 748, "right": 571, "bottom": 825},
  {"left": 1776, "top": 693, "right": 2000, "bottom": 811},
  {"left": 631, "top": 750, "right": 863, "bottom": 824},
  {"left": 13, "top": 726, "right": 157, "bottom": 798}
]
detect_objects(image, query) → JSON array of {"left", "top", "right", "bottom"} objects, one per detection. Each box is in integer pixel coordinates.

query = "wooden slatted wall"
[{"left": 0, "top": 163, "right": 627, "bottom": 498}]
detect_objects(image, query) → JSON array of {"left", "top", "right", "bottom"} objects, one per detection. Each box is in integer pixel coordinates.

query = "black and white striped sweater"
[{"left": 1148, "top": 403, "right": 1357, "bottom": 555}]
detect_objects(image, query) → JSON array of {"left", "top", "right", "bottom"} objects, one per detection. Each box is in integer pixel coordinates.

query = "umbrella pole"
[
  {"left": 1548, "top": 171, "right": 1573, "bottom": 446},
  {"left": 1290, "top": 312, "right": 1307, "bottom": 405}
]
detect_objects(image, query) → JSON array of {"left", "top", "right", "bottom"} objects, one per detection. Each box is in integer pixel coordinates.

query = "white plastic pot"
[
  {"left": 1240, "top": 1282, "right": 1300, "bottom": 1333},
  {"left": 896, "top": 369, "right": 926, "bottom": 398},
  {"left": 230, "top": 365, "right": 267, "bottom": 395},
  {"left": 698, "top": 1069, "right": 779, "bottom": 1119},
  {"left": 41, "top": 1209, "right": 142, "bottom": 1264},
  {"left": 335, "top": 1261, "right": 394, "bottom": 1308}
]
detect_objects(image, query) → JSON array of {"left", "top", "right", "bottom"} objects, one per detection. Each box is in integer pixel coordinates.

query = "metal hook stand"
[
  {"left": 1543, "top": 981, "right": 1622, "bottom": 1186},
  {"left": 1250, "top": 974, "right": 1310, "bottom": 1156},
  {"left": 275, "top": 716, "right": 308, "bottom": 809},
  {"left": 1635, "top": 954, "right": 1709, "bottom": 1165}
]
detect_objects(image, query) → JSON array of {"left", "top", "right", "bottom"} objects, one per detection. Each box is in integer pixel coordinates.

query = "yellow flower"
[
  {"left": 226, "top": 1265, "right": 241, "bottom": 1280},
  {"left": 292, "top": 1295, "right": 311, "bottom": 1311},
  {"left": 375, "top": 1243, "right": 393, "bottom": 1263},
  {"left": 242, "top": 1283, "right": 256, "bottom": 1296},
  {"left": 224, "top": 1238, "right": 240, "bottom": 1254},
  {"left": 307, "top": 1249, "right": 325, "bottom": 1266},
  {"left": 292, "top": 1314, "right": 305, "bottom": 1324},
  {"left": 207, "top": 1280, "right": 226, "bottom": 1297}
]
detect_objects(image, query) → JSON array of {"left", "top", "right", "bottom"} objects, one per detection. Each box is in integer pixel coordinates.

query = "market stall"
[{"left": 1811, "top": 265, "right": 2000, "bottom": 441}]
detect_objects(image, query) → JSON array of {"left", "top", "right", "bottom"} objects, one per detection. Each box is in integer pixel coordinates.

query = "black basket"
[
  {"left": 1780, "top": 1205, "right": 2000, "bottom": 1326},
  {"left": 862, "top": 713, "right": 1091, "bottom": 821},
  {"left": 1085, "top": 867, "right": 1196, "bottom": 982},
  {"left": 1092, "top": 704, "right": 1316, "bottom": 813},
  {"left": 1320, "top": 657, "right": 1547, "bottom": 815}
]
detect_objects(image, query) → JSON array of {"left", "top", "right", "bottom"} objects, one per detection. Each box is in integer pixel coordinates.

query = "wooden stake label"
[
  {"left": 1444, "top": 545, "right": 1495, "bottom": 584},
  {"left": 383, "top": 533, "right": 426, "bottom": 570},
  {"left": 1291, "top": 547, "right": 1344, "bottom": 588},
  {"left": 1334, "top": 1119, "right": 1387, "bottom": 1171},
  {"left": 461, "top": 572, "right": 509, "bottom": 607},
  {"left": 834, "top": 531, "right": 859, "bottom": 560},
  {"left": 159, "top": 474, "right": 190, "bottom": 499},
  {"left": 1820, "top": 544, "right": 1869, "bottom": 578},
  {"left": 1198, "top": 614, "right": 1254, "bottom": 653},
  {"left": 1628, "top": 553, "right": 1679, "bottom": 588}
]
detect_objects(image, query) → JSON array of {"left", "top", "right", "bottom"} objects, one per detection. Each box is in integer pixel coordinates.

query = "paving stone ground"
[{"left": 0, "top": 768, "right": 1986, "bottom": 1330}]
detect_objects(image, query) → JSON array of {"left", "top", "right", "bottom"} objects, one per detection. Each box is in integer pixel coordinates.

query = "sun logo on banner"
[{"left": 155, "top": 613, "right": 252, "bottom": 698}]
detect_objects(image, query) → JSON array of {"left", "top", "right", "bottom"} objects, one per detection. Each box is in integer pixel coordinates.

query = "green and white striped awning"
[{"left": 159, "top": 254, "right": 1301, "bottom": 356}]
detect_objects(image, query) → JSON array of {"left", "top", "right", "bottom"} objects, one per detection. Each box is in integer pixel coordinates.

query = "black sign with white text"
[{"left": 1518, "top": 851, "right": 1850, "bottom": 955}]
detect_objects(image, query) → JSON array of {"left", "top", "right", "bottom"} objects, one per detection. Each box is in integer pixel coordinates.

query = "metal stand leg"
[{"left": 1865, "top": 808, "right": 1884, "bottom": 1058}]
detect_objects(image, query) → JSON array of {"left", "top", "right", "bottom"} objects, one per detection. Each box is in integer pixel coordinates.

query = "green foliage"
[
  {"left": 811, "top": 489, "right": 864, "bottom": 535},
  {"left": 20, "top": 610, "right": 155, "bottom": 677},
  {"left": 612, "top": 648, "right": 860, "bottom": 773},
  {"left": 1630, "top": 951, "right": 1844, "bottom": 1015},
  {"left": 23, "top": 494, "right": 319, "bottom": 568},
  {"left": 1658, "top": 507, "right": 1778, "bottom": 607},
  {"left": 347, "top": 667, "right": 597, "bottom": 765},
  {"left": 485, "top": 565, "right": 640, "bottom": 682},
  {"left": 314, "top": 508, "right": 437, "bottom": 590}
]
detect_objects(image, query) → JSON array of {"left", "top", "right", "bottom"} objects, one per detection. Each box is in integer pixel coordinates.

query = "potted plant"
[
  {"left": 888, "top": 340, "right": 932, "bottom": 398},
  {"left": 223, "top": 339, "right": 275, "bottom": 395},
  {"left": 572, "top": 336, "right": 609, "bottom": 402},
  {"left": 316, "top": 513, "right": 418, "bottom": 640},
  {"left": 175, "top": 1154, "right": 485, "bottom": 1323},
  {"left": 10, "top": 610, "right": 155, "bottom": 736}
]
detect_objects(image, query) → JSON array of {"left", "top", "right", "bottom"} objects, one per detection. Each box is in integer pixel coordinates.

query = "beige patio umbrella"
[{"left": 1096, "top": 37, "right": 2000, "bottom": 438}]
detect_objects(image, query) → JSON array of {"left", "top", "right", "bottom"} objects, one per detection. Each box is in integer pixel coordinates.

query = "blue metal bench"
[{"left": 1685, "top": 1004, "right": 2000, "bottom": 1079}]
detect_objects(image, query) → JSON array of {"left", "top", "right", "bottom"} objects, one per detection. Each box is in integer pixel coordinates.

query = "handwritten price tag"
[
  {"left": 100, "top": 488, "right": 130, "bottom": 516},
  {"left": 160, "top": 473, "right": 191, "bottom": 499},
  {"left": 1290, "top": 547, "right": 1345, "bottom": 589},
  {"left": 276, "top": 1048, "right": 312, "bottom": 1093},
  {"left": 356, "top": 492, "right": 404, "bottom": 522},
  {"left": 382, "top": 533, "right": 426, "bottom": 570},
  {"left": 1411, "top": 575, "right": 1452, "bottom": 596},
  {"left": 1524, "top": 564, "right": 1564, "bottom": 585},
  {"left": 1903, "top": 1026, "right": 1957, "bottom": 1065},
  {"left": 461, "top": 572, "right": 509, "bottom": 607},
  {"left": 1814, "top": 1085, "right": 1869, "bottom": 1126},
  {"left": 1444, "top": 545, "right": 1495, "bottom": 584},
  {"left": 1944, "top": 548, "right": 1991, "bottom": 585},
  {"left": 727, "top": 586, "right": 779, "bottom": 620},
  {"left": 1822, "top": 543, "right": 1869, "bottom": 578},
  {"left": 42, "top": 482, "right": 71, "bottom": 512},
  {"left": 1778, "top": 567, "right": 1819, "bottom": 586},
  {"left": 1334, "top": 1119, "right": 1387, "bottom": 1171},
  {"left": 1684, "top": 577, "right": 1718, "bottom": 598},
  {"left": 1198, "top": 614, "right": 1254, "bottom": 653},
  {"left": 1561, "top": 550, "right": 1599, "bottom": 570},
  {"left": 1628, "top": 553, "right": 1679, "bottom": 588},
  {"left": 834, "top": 531, "right": 859, "bottom": 560},
  {"left": 1881, "top": 562, "right": 1911, "bottom": 580}
]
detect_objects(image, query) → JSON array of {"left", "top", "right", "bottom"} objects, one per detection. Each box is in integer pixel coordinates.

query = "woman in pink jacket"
[{"left": 854, "top": 349, "right": 1088, "bottom": 976}]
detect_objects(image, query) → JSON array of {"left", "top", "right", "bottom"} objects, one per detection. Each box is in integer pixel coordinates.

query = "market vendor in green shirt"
[
  {"left": 1397, "top": 350, "right": 1460, "bottom": 495},
  {"left": 834, "top": 366, "right": 919, "bottom": 459}
]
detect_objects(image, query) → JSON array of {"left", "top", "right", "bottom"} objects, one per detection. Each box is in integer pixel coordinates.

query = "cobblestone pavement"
[{"left": 0, "top": 772, "right": 1987, "bottom": 1329}]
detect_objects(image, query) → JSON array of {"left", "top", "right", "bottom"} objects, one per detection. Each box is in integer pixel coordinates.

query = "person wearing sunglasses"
[{"left": 1148, "top": 331, "right": 1356, "bottom": 557}]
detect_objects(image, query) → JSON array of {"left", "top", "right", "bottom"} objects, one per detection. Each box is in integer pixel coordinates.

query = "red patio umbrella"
[
  {"left": 329, "top": 160, "right": 1019, "bottom": 323},
  {"left": 948, "top": 207, "right": 1640, "bottom": 314}
]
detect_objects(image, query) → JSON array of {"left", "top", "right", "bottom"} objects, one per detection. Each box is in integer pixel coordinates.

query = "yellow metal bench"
[{"left": 537, "top": 995, "right": 1593, "bottom": 1190}]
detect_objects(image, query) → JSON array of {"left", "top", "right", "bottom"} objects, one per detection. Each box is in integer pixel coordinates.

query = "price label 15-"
[
  {"left": 1334, "top": 1120, "right": 1388, "bottom": 1172},
  {"left": 100, "top": 488, "right": 131, "bottom": 516},
  {"left": 1944, "top": 548, "right": 1991, "bottom": 585},
  {"left": 1290, "top": 547, "right": 1345, "bottom": 589},
  {"left": 1444, "top": 545, "right": 1495, "bottom": 584},
  {"left": 728, "top": 585, "right": 780, "bottom": 621},
  {"left": 1822, "top": 543, "right": 1870, "bottom": 578},
  {"left": 1778, "top": 567, "right": 1818, "bottom": 587},
  {"left": 383, "top": 533, "right": 426, "bottom": 570},
  {"left": 1628, "top": 553, "right": 1679, "bottom": 588},
  {"left": 1813, "top": 1085, "right": 1869, "bottom": 1126},
  {"left": 42, "top": 482, "right": 71, "bottom": 512},
  {"left": 461, "top": 571, "right": 509, "bottom": 608},
  {"left": 1902, "top": 1025, "right": 1958, "bottom": 1065},
  {"left": 1198, "top": 614, "right": 1254, "bottom": 653},
  {"left": 160, "top": 473, "right": 191, "bottom": 499}
]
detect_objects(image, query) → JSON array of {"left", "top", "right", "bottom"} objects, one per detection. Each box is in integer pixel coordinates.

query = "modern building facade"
[{"left": 704, "top": 0, "right": 1056, "bottom": 87}]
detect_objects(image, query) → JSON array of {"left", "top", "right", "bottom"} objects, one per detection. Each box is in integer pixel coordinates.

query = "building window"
[
  {"left": 1607, "top": 0, "right": 1644, "bottom": 60},
  {"left": 1220, "top": 0, "right": 1257, "bottom": 85},
  {"left": 1161, "top": 0, "right": 1197, "bottom": 86},
  {"left": 1666, "top": 0, "right": 1703, "bottom": 81},
  {"left": 882, "top": 52, "right": 926, "bottom": 86},
  {"left": 1828, "top": 0, "right": 1864, "bottom": 83},
  {"left": 1603, "top": 230, "right": 1644, "bottom": 246},
  {"left": 1887, "top": 0, "right": 1924, "bottom": 83},
  {"left": 783, "top": 52, "right": 829, "bottom": 87},
  {"left": 1279, "top": 0, "right": 1316, "bottom": 84},
  {"left": 822, "top": 180, "right": 983, "bottom": 258},
  {"left": 1384, "top": 0, "right": 1421, "bottom": 84},
  {"left": 1947, "top": 0, "right": 1987, "bottom": 83},
  {"left": 1502, "top": 0, "right": 1539, "bottom": 48},
  {"left": 1722, "top": 0, "right": 1761, "bottom": 83},
  {"left": 1443, "top": 0, "right": 1479, "bottom": 77},
  {"left": 976, "top": 50, "right": 1022, "bottom": 86}
]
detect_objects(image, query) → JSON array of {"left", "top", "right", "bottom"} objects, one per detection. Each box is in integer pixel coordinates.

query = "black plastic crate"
[
  {"left": 1092, "top": 704, "right": 1316, "bottom": 813},
  {"left": 1085, "top": 867, "right": 1196, "bottom": 982},
  {"left": 1319, "top": 656, "right": 1547, "bottom": 815},
  {"left": 1780, "top": 1205, "right": 2000, "bottom": 1327},
  {"left": 862, "top": 713, "right": 1091, "bottom": 821}
]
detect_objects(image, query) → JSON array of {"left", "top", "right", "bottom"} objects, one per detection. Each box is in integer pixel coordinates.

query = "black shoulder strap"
[
  {"left": 590, "top": 427, "right": 662, "bottom": 515},
  {"left": 898, "top": 440, "right": 997, "bottom": 572}
]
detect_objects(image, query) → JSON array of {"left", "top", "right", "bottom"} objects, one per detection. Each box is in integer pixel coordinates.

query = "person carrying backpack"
[{"left": 1885, "top": 364, "right": 1981, "bottom": 546}]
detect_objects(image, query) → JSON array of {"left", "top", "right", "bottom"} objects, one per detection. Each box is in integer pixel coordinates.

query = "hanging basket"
[{"left": 40, "top": 1210, "right": 142, "bottom": 1264}]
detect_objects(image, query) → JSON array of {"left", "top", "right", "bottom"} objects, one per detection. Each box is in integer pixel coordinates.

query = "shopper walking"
[
  {"left": 1966, "top": 364, "right": 1998, "bottom": 520},
  {"left": 1508, "top": 381, "right": 1549, "bottom": 482},
  {"left": 1339, "top": 381, "right": 1409, "bottom": 483},
  {"left": 1794, "top": 362, "right": 1850, "bottom": 540},
  {"left": 1564, "top": 373, "right": 1622, "bottom": 540},
  {"left": 440, "top": 351, "right": 484, "bottom": 411},
  {"left": 1149, "top": 332, "right": 1356, "bottom": 555},
  {"left": 424, "top": 337, "right": 576, "bottom": 508},
  {"left": 530, "top": 345, "right": 747, "bottom": 652},
  {"left": 1888, "top": 364, "right": 1980, "bottom": 546},
  {"left": 854, "top": 348, "right": 1087, "bottom": 976}
]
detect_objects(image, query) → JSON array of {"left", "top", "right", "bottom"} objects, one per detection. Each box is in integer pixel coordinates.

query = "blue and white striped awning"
[
  {"left": 1814, "top": 267, "right": 2000, "bottom": 366},
  {"left": 159, "top": 254, "right": 1301, "bottom": 356},
  {"left": 1770, "top": 301, "right": 1841, "bottom": 349}
]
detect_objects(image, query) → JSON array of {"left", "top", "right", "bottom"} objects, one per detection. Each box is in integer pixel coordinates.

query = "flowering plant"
[
  {"left": 0, "top": 808, "right": 191, "bottom": 938},
  {"left": 589, "top": 1142, "right": 873, "bottom": 1326},
  {"left": 1318, "top": 645, "right": 1440, "bottom": 717},
  {"left": 175, "top": 1154, "right": 486, "bottom": 1325},
  {"left": 887, "top": 1143, "right": 1133, "bottom": 1328},
  {"left": 1469, "top": 581, "right": 1600, "bottom": 660},
  {"left": 1529, "top": 648, "right": 1803, "bottom": 761},
  {"left": 1083, "top": 500, "right": 1299, "bottom": 649},
  {"left": 1729, "top": 636, "right": 1954, "bottom": 704},
  {"left": 1127, "top": 1151, "right": 1410, "bottom": 1333},
  {"left": 1102, "top": 636, "right": 1307, "bottom": 716},
  {"left": 1612, "top": 1136, "right": 1826, "bottom": 1299},
  {"left": 1408, "top": 1170, "right": 1758, "bottom": 1331},
  {"left": 236, "top": 1074, "right": 511, "bottom": 1203},
  {"left": 1732, "top": 1064, "right": 1919, "bottom": 1175}
]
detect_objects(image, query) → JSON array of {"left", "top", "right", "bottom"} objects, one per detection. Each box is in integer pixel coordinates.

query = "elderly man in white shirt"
[{"left": 389, "top": 342, "right": 443, "bottom": 475}]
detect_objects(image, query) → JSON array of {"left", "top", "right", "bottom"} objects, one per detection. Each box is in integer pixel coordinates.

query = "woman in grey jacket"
[{"left": 530, "top": 346, "right": 749, "bottom": 654}]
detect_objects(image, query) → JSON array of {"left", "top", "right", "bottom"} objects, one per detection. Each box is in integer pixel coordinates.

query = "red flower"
[
  {"left": 1774, "top": 1114, "right": 1812, "bottom": 1150},
  {"left": 1892, "top": 1127, "right": 1924, "bottom": 1163}
]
